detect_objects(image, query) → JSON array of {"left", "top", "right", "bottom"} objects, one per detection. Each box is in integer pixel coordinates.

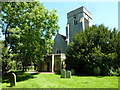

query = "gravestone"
[
  {"left": 66, "top": 70, "right": 71, "bottom": 78},
  {"left": 61, "top": 69, "right": 66, "bottom": 78},
  {"left": 10, "top": 73, "right": 16, "bottom": 86},
  {"left": 94, "top": 66, "right": 101, "bottom": 75},
  {"left": 71, "top": 69, "right": 75, "bottom": 75}
]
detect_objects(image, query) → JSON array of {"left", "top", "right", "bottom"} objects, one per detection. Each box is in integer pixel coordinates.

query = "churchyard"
[
  {"left": 2, "top": 70, "right": 118, "bottom": 88},
  {"left": 1, "top": 1, "right": 120, "bottom": 89}
]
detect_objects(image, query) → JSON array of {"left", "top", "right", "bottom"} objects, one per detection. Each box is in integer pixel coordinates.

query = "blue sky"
[{"left": 43, "top": 2, "right": 118, "bottom": 36}]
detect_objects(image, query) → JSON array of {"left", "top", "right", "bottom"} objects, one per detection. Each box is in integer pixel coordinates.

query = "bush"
[
  {"left": 108, "top": 68, "right": 119, "bottom": 76},
  {"left": 66, "top": 25, "right": 120, "bottom": 76}
]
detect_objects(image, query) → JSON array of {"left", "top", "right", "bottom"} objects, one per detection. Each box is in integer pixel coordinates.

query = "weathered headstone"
[
  {"left": 61, "top": 69, "right": 66, "bottom": 78},
  {"left": 71, "top": 69, "right": 75, "bottom": 75},
  {"left": 10, "top": 73, "right": 16, "bottom": 87},
  {"left": 66, "top": 70, "right": 71, "bottom": 78},
  {"left": 94, "top": 66, "right": 101, "bottom": 75}
]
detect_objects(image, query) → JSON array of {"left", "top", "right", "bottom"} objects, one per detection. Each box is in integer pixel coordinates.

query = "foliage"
[
  {"left": 1, "top": 2, "right": 59, "bottom": 72},
  {"left": 1, "top": 41, "right": 10, "bottom": 74},
  {"left": 66, "top": 25, "right": 120, "bottom": 76},
  {"left": 108, "top": 67, "right": 120, "bottom": 76},
  {"left": 0, "top": 40, "right": 18, "bottom": 74}
]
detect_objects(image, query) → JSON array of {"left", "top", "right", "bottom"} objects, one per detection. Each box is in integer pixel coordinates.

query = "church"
[{"left": 37, "top": 6, "right": 92, "bottom": 72}]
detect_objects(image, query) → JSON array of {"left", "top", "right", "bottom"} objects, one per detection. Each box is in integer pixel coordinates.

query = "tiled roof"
[{"left": 59, "top": 34, "right": 66, "bottom": 41}]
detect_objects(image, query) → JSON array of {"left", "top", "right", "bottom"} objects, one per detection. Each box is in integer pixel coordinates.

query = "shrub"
[{"left": 66, "top": 25, "right": 120, "bottom": 76}]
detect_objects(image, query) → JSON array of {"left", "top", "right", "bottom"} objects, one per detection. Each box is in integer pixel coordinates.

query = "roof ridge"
[{"left": 58, "top": 33, "right": 66, "bottom": 41}]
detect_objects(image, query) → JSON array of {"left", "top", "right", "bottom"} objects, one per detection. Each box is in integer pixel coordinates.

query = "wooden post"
[{"left": 52, "top": 54, "right": 54, "bottom": 73}]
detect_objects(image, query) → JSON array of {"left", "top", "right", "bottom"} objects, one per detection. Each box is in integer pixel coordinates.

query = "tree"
[
  {"left": 66, "top": 25, "right": 120, "bottom": 76},
  {"left": 2, "top": 2, "right": 59, "bottom": 72},
  {"left": 116, "top": 32, "right": 120, "bottom": 69}
]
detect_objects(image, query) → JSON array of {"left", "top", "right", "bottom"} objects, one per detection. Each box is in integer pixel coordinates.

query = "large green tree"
[
  {"left": 66, "top": 25, "right": 120, "bottom": 76},
  {"left": 2, "top": 2, "right": 59, "bottom": 72}
]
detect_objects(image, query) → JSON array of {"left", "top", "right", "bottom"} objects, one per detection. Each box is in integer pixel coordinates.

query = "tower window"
[
  {"left": 84, "top": 18, "right": 89, "bottom": 29},
  {"left": 73, "top": 15, "right": 78, "bottom": 25},
  {"left": 80, "top": 22, "right": 83, "bottom": 29}
]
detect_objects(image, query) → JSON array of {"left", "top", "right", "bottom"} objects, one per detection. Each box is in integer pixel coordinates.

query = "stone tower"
[{"left": 66, "top": 6, "right": 92, "bottom": 43}]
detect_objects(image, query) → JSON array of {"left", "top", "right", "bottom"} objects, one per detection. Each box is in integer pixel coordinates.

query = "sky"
[
  {"left": 43, "top": 2, "right": 118, "bottom": 36},
  {"left": 0, "top": 1, "right": 119, "bottom": 40}
]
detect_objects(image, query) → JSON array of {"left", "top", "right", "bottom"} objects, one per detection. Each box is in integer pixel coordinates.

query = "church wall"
[
  {"left": 54, "top": 54, "right": 66, "bottom": 72},
  {"left": 67, "top": 7, "right": 83, "bottom": 18},
  {"left": 37, "top": 54, "right": 66, "bottom": 72},
  {"left": 54, "top": 55, "right": 61, "bottom": 72},
  {"left": 37, "top": 57, "right": 52, "bottom": 72},
  {"left": 67, "top": 10, "right": 84, "bottom": 42},
  {"left": 83, "top": 12, "right": 92, "bottom": 27},
  {"left": 52, "top": 34, "right": 67, "bottom": 54}
]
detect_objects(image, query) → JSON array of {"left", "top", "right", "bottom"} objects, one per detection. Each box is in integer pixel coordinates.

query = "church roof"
[{"left": 58, "top": 34, "right": 66, "bottom": 41}]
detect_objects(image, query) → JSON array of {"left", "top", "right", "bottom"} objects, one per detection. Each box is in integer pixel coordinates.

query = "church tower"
[{"left": 66, "top": 6, "right": 92, "bottom": 43}]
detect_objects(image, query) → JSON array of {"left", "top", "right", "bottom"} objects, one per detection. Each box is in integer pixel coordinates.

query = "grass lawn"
[{"left": 2, "top": 71, "right": 119, "bottom": 88}]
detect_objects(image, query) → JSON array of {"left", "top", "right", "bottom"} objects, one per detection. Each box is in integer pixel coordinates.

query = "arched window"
[{"left": 73, "top": 15, "right": 78, "bottom": 25}]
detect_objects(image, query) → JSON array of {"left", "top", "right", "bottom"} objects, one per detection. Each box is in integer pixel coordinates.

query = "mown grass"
[{"left": 2, "top": 71, "right": 119, "bottom": 88}]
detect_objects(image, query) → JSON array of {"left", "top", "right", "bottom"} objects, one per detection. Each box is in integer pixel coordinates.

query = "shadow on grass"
[
  {"left": 6, "top": 85, "right": 13, "bottom": 87},
  {"left": 16, "top": 73, "right": 38, "bottom": 82},
  {"left": 2, "top": 70, "right": 39, "bottom": 83}
]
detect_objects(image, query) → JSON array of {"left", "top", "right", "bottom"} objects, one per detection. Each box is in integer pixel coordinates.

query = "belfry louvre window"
[
  {"left": 84, "top": 18, "right": 89, "bottom": 29},
  {"left": 73, "top": 15, "right": 78, "bottom": 25}
]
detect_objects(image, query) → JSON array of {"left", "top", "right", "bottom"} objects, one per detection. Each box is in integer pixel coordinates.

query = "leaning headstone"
[
  {"left": 61, "top": 69, "right": 66, "bottom": 78},
  {"left": 10, "top": 73, "right": 16, "bottom": 87},
  {"left": 66, "top": 70, "right": 71, "bottom": 78}
]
